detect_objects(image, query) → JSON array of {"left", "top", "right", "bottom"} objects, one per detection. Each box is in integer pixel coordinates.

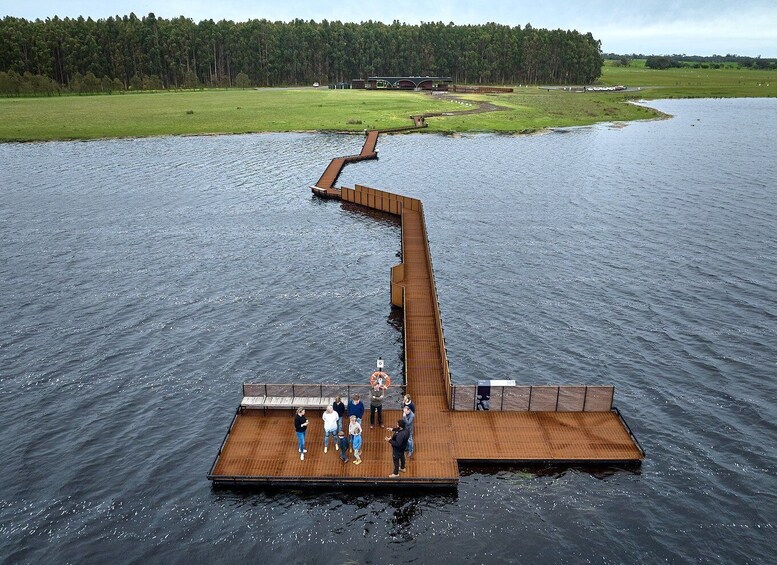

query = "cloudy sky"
[{"left": 2, "top": 0, "right": 775, "bottom": 56}]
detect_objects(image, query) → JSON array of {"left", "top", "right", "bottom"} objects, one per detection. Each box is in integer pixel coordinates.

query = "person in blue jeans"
[
  {"left": 349, "top": 415, "right": 363, "bottom": 465},
  {"left": 386, "top": 419, "right": 410, "bottom": 477},
  {"left": 348, "top": 393, "right": 364, "bottom": 424},
  {"left": 402, "top": 405, "right": 415, "bottom": 458},
  {"left": 294, "top": 407, "right": 308, "bottom": 460},
  {"left": 322, "top": 405, "right": 339, "bottom": 453},
  {"left": 332, "top": 396, "right": 346, "bottom": 434}
]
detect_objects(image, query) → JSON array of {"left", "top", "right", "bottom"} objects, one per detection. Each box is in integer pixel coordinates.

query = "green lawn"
[
  {"left": 425, "top": 88, "right": 657, "bottom": 133},
  {"left": 0, "top": 86, "right": 664, "bottom": 141},
  {"left": 1, "top": 65, "right": 776, "bottom": 141},
  {"left": 0, "top": 88, "right": 460, "bottom": 141},
  {"left": 600, "top": 64, "right": 777, "bottom": 98}
]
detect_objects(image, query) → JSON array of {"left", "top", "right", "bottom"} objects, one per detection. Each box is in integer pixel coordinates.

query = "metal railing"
[
  {"left": 241, "top": 382, "right": 405, "bottom": 408},
  {"left": 449, "top": 384, "right": 615, "bottom": 412}
]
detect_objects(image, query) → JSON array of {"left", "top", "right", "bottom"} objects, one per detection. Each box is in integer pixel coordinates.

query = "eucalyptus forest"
[{"left": 0, "top": 14, "right": 603, "bottom": 94}]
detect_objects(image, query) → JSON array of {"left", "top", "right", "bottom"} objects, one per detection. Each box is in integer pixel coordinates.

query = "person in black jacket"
[
  {"left": 385, "top": 419, "right": 410, "bottom": 477},
  {"left": 332, "top": 396, "right": 346, "bottom": 434},
  {"left": 294, "top": 407, "right": 308, "bottom": 461},
  {"left": 369, "top": 386, "right": 384, "bottom": 428}
]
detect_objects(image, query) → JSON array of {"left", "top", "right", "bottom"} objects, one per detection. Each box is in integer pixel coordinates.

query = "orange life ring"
[{"left": 370, "top": 371, "right": 391, "bottom": 389}]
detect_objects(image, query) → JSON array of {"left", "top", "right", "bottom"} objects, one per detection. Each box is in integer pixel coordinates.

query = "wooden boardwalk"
[
  {"left": 209, "top": 122, "right": 644, "bottom": 489},
  {"left": 310, "top": 118, "right": 426, "bottom": 198}
]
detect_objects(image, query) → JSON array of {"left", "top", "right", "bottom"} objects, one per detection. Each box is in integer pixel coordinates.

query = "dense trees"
[
  {"left": 604, "top": 52, "right": 777, "bottom": 70},
  {"left": 0, "top": 14, "right": 604, "bottom": 94}
]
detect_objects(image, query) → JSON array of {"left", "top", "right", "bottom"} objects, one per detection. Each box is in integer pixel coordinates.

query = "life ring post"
[{"left": 370, "top": 358, "right": 391, "bottom": 389}]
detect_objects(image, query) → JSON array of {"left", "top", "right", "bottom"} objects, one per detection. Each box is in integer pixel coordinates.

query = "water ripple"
[{"left": 1, "top": 100, "right": 776, "bottom": 562}]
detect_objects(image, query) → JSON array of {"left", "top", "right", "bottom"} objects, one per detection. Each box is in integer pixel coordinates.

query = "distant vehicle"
[
  {"left": 584, "top": 85, "right": 627, "bottom": 92},
  {"left": 313, "top": 82, "right": 320, "bottom": 87}
]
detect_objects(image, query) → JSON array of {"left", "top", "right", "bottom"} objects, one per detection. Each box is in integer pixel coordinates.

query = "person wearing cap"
[{"left": 385, "top": 419, "right": 410, "bottom": 477}]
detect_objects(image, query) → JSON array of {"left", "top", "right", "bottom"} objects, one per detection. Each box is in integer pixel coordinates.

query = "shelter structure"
[{"left": 366, "top": 76, "right": 452, "bottom": 91}]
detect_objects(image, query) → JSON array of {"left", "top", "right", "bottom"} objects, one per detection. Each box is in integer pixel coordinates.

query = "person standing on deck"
[
  {"left": 332, "top": 396, "right": 346, "bottom": 434},
  {"left": 348, "top": 394, "right": 364, "bottom": 424},
  {"left": 387, "top": 406, "right": 415, "bottom": 455},
  {"left": 385, "top": 419, "right": 410, "bottom": 477},
  {"left": 337, "top": 431, "right": 349, "bottom": 464},
  {"left": 369, "top": 385, "right": 384, "bottom": 428},
  {"left": 402, "top": 404, "right": 415, "bottom": 458},
  {"left": 294, "top": 407, "right": 308, "bottom": 461},
  {"left": 322, "top": 405, "right": 339, "bottom": 453},
  {"left": 349, "top": 415, "right": 363, "bottom": 464},
  {"left": 403, "top": 394, "right": 416, "bottom": 415}
]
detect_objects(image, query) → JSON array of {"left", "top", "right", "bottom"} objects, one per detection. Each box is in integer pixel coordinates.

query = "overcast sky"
[{"left": 2, "top": 0, "right": 775, "bottom": 57}]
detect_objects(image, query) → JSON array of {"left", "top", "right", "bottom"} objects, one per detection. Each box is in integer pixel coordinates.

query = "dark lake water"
[{"left": 1, "top": 98, "right": 775, "bottom": 563}]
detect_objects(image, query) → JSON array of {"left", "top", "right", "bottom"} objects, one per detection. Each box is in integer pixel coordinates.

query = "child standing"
[
  {"left": 349, "top": 414, "right": 363, "bottom": 465},
  {"left": 338, "top": 431, "right": 349, "bottom": 463}
]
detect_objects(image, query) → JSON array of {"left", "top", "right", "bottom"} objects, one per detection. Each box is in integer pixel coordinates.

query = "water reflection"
[
  {"left": 459, "top": 462, "right": 642, "bottom": 480},
  {"left": 210, "top": 486, "right": 457, "bottom": 542}
]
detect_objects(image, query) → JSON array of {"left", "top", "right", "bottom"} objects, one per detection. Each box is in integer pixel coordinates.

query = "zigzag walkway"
[
  {"left": 311, "top": 117, "right": 426, "bottom": 198},
  {"left": 208, "top": 105, "right": 644, "bottom": 489}
]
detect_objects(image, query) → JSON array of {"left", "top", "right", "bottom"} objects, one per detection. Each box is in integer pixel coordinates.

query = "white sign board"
[{"left": 376, "top": 358, "right": 384, "bottom": 369}]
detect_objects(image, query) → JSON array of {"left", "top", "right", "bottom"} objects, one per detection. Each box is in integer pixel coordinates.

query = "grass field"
[
  {"left": 425, "top": 88, "right": 657, "bottom": 133},
  {"left": 0, "top": 89, "right": 461, "bottom": 142},
  {"left": 601, "top": 64, "right": 777, "bottom": 98},
  {"left": 1, "top": 65, "right": 776, "bottom": 141},
  {"left": 0, "top": 86, "right": 662, "bottom": 141}
]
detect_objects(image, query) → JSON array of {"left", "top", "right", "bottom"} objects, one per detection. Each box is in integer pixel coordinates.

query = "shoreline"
[{"left": 1, "top": 94, "right": 768, "bottom": 144}]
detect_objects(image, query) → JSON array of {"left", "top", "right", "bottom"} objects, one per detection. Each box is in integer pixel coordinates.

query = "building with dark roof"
[{"left": 365, "top": 76, "right": 452, "bottom": 91}]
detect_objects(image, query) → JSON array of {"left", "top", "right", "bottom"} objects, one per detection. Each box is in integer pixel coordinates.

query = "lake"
[{"left": 1, "top": 98, "right": 775, "bottom": 563}]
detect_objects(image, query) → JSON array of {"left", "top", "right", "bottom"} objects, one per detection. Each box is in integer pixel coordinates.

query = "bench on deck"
[
  {"left": 239, "top": 382, "right": 402, "bottom": 413},
  {"left": 240, "top": 395, "right": 336, "bottom": 411}
]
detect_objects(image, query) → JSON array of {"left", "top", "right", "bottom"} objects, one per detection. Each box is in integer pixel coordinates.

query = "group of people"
[{"left": 294, "top": 390, "right": 416, "bottom": 478}]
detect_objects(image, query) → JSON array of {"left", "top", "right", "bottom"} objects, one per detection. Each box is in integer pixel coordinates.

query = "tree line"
[
  {"left": 0, "top": 14, "right": 603, "bottom": 95},
  {"left": 604, "top": 52, "right": 777, "bottom": 70}
]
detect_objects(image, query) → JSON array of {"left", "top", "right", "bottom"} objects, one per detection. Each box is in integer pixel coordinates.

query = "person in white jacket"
[{"left": 322, "top": 405, "right": 339, "bottom": 453}]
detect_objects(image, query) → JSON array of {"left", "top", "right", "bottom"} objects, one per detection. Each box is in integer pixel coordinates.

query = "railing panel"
[
  {"left": 294, "top": 384, "right": 321, "bottom": 397},
  {"left": 503, "top": 386, "right": 531, "bottom": 411},
  {"left": 321, "top": 384, "right": 345, "bottom": 398},
  {"left": 489, "top": 387, "right": 505, "bottom": 411},
  {"left": 452, "top": 385, "right": 477, "bottom": 410},
  {"left": 265, "top": 384, "right": 293, "bottom": 397},
  {"left": 529, "top": 386, "right": 559, "bottom": 411},
  {"left": 383, "top": 388, "right": 405, "bottom": 409},
  {"left": 242, "top": 383, "right": 265, "bottom": 397},
  {"left": 557, "top": 386, "right": 587, "bottom": 411},
  {"left": 584, "top": 386, "right": 614, "bottom": 411},
  {"left": 349, "top": 385, "right": 372, "bottom": 403}
]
